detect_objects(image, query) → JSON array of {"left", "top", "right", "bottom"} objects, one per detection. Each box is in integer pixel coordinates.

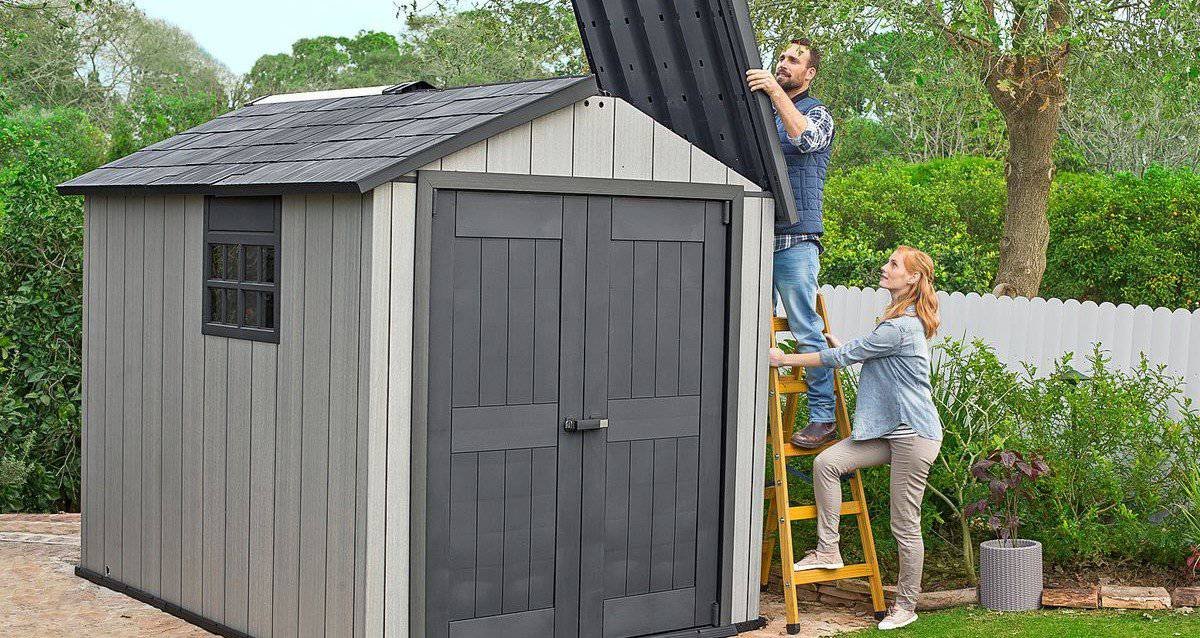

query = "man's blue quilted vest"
[{"left": 775, "top": 95, "right": 832, "bottom": 235}]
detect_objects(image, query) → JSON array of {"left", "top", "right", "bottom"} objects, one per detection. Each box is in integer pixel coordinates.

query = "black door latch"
[{"left": 563, "top": 417, "right": 608, "bottom": 432}]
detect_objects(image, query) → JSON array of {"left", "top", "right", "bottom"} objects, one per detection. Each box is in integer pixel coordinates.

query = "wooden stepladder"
[{"left": 760, "top": 294, "right": 887, "bottom": 632}]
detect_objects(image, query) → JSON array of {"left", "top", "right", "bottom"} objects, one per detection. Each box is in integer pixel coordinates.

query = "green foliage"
[
  {"left": 0, "top": 105, "right": 102, "bottom": 513},
  {"left": 243, "top": 2, "right": 585, "bottom": 97},
  {"left": 108, "top": 86, "right": 226, "bottom": 161},
  {"left": 1042, "top": 168, "right": 1200, "bottom": 310},
  {"left": 822, "top": 157, "right": 1004, "bottom": 295},
  {"left": 822, "top": 156, "right": 1200, "bottom": 310},
  {"left": 402, "top": 1, "right": 584, "bottom": 87},
  {"left": 777, "top": 339, "right": 1200, "bottom": 585},
  {"left": 1013, "top": 348, "right": 1200, "bottom": 565},
  {"left": 243, "top": 31, "right": 418, "bottom": 98}
]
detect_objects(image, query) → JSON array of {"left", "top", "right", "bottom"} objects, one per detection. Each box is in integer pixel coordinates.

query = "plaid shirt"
[{"left": 774, "top": 232, "right": 824, "bottom": 254}]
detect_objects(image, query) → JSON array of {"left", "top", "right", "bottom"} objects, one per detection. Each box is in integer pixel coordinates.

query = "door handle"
[{"left": 563, "top": 417, "right": 608, "bottom": 432}]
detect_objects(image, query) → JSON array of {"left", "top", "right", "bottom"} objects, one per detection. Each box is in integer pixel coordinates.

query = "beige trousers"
[{"left": 811, "top": 435, "right": 942, "bottom": 611}]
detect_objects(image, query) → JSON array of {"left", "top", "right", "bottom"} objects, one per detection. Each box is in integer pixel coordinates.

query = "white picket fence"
[{"left": 815, "top": 285, "right": 1200, "bottom": 408}]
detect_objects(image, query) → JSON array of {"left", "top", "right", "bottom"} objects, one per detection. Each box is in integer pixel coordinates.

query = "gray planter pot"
[{"left": 979, "top": 539, "right": 1043, "bottom": 611}]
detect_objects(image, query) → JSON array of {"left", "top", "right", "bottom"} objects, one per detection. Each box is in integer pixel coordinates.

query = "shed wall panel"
[
  {"left": 141, "top": 196, "right": 165, "bottom": 594},
  {"left": 103, "top": 196, "right": 126, "bottom": 583},
  {"left": 121, "top": 197, "right": 144, "bottom": 591},
  {"left": 82, "top": 189, "right": 374, "bottom": 637},
  {"left": 384, "top": 182, "right": 418, "bottom": 638},
  {"left": 83, "top": 196, "right": 106, "bottom": 575},
  {"left": 160, "top": 196, "right": 186, "bottom": 603}
]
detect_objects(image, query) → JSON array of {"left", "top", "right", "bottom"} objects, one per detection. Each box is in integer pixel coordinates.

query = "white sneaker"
[
  {"left": 792, "top": 549, "right": 844, "bottom": 571},
  {"left": 877, "top": 605, "right": 918, "bottom": 630}
]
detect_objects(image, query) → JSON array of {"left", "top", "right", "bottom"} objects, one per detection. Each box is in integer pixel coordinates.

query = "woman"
[{"left": 768, "top": 245, "right": 942, "bottom": 631}]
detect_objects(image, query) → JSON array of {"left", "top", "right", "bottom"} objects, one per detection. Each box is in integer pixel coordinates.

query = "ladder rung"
[
  {"left": 781, "top": 440, "right": 840, "bottom": 457},
  {"left": 787, "top": 502, "right": 862, "bottom": 521},
  {"left": 771, "top": 316, "right": 792, "bottom": 331},
  {"left": 776, "top": 377, "right": 808, "bottom": 394},
  {"left": 791, "top": 563, "right": 875, "bottom": 585}
]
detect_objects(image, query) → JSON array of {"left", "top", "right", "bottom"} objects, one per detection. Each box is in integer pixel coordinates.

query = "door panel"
[
  {"left": 428, "top": 189, "right": 579, "bottom": 638},
  {"left": 579, "top": 196, "right": 728, "bottom": 638},
  {"left": 427, "top": 189, "right": 727, "bottom": 638}
]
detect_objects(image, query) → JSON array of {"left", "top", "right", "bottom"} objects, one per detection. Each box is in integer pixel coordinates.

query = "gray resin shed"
[{"left": 59, "top": 73, "right": 780, "bottom": 637}]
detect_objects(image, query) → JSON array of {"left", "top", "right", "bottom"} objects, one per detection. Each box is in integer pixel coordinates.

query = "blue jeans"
[{"left": 773, "top": 241, "right": 835, "bottom": 423}]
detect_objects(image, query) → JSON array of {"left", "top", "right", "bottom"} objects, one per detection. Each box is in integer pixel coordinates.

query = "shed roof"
[
  {"left": 58, "top": 76, "right": 598, "bottom": 196},
  {"left": 571, "top": 0, "right": 796, "bottom": 223}
]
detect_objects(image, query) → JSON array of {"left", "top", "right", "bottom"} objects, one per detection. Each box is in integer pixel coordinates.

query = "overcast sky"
[{"left": 135, "top": 0, "right": 414, "bottom": 75}]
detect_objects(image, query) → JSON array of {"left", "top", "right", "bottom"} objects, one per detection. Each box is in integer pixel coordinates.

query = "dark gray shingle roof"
[{"left": 58, "top": 76, "right": 598, "bottom": 196}]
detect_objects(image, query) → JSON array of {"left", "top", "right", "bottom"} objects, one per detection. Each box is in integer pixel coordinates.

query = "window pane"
[
  {"left": 244, "top": 245, "right": 261, "bottom": 282},
  {"left": 242, "top": 290, "right": 261, "bottom": 327},
  {"left": 262, "top": 247, "right": 275, "bottom": 283},
  {"left": 210, "top": 244, "right": 226, "bottom": 279},
  {"left": 209, "top": 287, "right": 222, "bottom": 323},
  {"left": 224, "top": 289, "right": 238, "bottom": 325},
  {"left": 263, "top": 292, "right": 275, "bottom": 329},
  {"left": 228, "top": 244, "right": 241, "bottom": 281}
]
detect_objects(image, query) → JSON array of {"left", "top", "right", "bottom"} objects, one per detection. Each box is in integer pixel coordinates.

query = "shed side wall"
[{"left": 81, "top": 192, "right": 376, "bottom": 637}]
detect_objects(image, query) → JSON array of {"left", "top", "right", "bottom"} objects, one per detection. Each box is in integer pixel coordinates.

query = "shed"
[{"left": 59, "top": 69, "right": 781, "bottom": 638}]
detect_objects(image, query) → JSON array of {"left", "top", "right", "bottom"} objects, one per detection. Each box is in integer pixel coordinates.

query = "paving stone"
[
  {"left": 0, "top": 519, "right": 212, "bottom": 637},
  {"left": 1100, "top": 585, "right": 1172, "bottom": 610},
  {"left": 1172, "top": 587, "right": 1200, "bottom": 608}
]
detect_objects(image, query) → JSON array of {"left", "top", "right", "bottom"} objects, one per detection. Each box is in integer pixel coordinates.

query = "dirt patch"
[{"left": 741, "top": 588, "right": 875, "bottom": 637}]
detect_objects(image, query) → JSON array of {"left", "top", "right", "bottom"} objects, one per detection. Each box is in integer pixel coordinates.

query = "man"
[{"left": 746, "top": 38, "right": 836, "bottom": 448}]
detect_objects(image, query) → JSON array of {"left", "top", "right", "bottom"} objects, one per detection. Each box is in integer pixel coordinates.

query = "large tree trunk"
[{"left": 983, "top": 55, "right": 1066, "bottom": 297}]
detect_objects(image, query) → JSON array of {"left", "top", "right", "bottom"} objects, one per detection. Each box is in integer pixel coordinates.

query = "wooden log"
[
  {"left": 916, "top": 588, "right": 978, "bottom": 611},
  {"left": 1042, "top": 586, "right": 1100, "bottom": 609}
]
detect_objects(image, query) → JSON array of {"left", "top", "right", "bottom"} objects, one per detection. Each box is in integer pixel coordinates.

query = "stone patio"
[
  {"left": 0, "top": 514, "right": 872, "bottom": 637},
  {"left": 0, "top": 514, "right": 212, "bottom": 637}
]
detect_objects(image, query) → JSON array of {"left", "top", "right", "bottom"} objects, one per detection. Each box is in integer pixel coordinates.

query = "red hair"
[{"left": 880, "top": 245, "right": 940, "bottom": 338}]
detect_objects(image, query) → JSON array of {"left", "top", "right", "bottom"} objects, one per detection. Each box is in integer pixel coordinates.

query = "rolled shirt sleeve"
[
  {"left": 786, "top": 105, "right": 834, "bottom": 154},
  {"left": 818, "top": 321, "right": 903, "bottom": 368}
]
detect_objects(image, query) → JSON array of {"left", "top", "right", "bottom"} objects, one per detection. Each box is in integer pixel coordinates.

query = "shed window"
[{"left": 202, "top": 196, "right": 281, "bottom": 343}]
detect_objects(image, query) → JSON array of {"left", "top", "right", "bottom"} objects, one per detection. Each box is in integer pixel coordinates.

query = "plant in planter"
[
  {"left": 964, "top": 449, "right": 1051, "bottom": 611},
  {"left": 1176, "top": 462, "right": 1200, "bottom": 582}
]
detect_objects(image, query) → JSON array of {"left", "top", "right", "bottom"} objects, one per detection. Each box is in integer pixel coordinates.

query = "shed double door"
[{"left": 425, "top": 188, "right": 729, "bottom": 638}]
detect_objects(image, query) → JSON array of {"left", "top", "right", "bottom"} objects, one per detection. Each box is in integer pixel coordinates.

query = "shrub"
[
  {"left": 821, "top": 157, "right": 1200, "bottom": 310},
  {"left": 1010, "top": 348, "right": 1200, "bottom": 565},
  {"left": 773, "top": 337, "right": 1200, "bottom": 584},
  {"left": 0, "top": 107, "right": 103, "bottom": 512}
]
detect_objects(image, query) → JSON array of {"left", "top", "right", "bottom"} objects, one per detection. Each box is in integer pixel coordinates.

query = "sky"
[{"left": 135, "top": 0, "right": 420, "bottom": 75}]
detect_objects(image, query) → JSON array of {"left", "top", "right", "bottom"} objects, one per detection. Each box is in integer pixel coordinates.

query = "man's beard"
[{"left": 776, "top": 70, "right": 806, "bottom": 92}]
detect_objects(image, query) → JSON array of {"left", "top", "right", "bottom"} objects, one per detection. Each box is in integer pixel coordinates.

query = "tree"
[
  {"left": 398, "top": 0, "right": 584, "bottom": 87},
  {"left": 1060, "top": 49, "right": 1200, "bottom": 175},
  {"left": 752, "top": 0, "right": 1200, "bottom": 297},
  {"left": 243, "top": 32, "right": 418, "bottom": 99}
]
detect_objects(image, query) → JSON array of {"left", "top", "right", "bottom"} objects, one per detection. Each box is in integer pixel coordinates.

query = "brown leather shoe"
[{"left": 790, "top": 421, "right": 836, "bottom": 448}]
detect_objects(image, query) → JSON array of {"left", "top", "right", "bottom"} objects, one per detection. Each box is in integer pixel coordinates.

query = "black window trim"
[{"left": 201, "top": 195, "right": 282, "bottom": 343}]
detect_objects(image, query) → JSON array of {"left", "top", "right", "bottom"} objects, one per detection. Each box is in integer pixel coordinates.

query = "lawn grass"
[{"left": 851, "top": 606, "right": 1200, "bottom": 637}]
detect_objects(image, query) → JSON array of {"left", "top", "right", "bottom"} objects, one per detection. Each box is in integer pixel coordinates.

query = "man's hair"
[{"left": 789, "top": 38, "right": 821, "bottom": 73}]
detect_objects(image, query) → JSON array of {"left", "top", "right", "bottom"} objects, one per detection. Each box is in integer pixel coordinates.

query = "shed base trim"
[
  {"left": 734, "top": 616, "right": 769, "bottom": 632},
  {"left": 74, "top": 565, "right": 251, "bottom": 638},
  {"left": 644, "top": 623, "right": 741, "bottom": 638}
]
